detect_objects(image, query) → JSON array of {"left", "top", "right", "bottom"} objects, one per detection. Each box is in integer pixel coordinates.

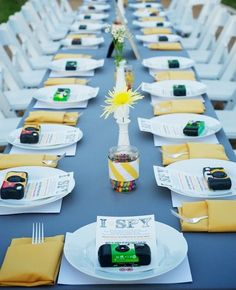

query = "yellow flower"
[{"left": 101, "top": 88, "right": 144, "bottom": 119}]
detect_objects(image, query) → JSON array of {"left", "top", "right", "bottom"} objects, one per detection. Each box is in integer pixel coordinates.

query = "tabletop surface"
[{"left": 1, "top": 2, "right": 236, "bottom": 290}]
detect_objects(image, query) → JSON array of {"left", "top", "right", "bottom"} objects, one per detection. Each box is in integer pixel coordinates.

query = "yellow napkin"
[
  {"left": 154, "top": 99, "right": 205, "bottom": 116},
  {"left": 0, "top": 235, "right": 64, "bottom": 286},
  {"left": 66, "top": 34, "right": 96, "bottom": 39},
  {"left": 44, "top": 78, "right": 88, "bottom": 86},
  {"left": 179, "top": 200, "right": 236, "bottom": 232},
  {"left": 25, "top": 111, "right": 79, "bottom": 126},
  {"left": 161, "top": 143, "right": 229, "bottom": 166},
  {"left": 139, "top": 17, "right": 164, "bottom": 22},
  {"left": 53, "top": 53, "right": 91, "bottom": 60},
  {"left": 0, "top": 154, "right": 58, "bottom": 169},
  {"left": 143, "top": 27, "right": 172, "bottom": 35},
  {"left": 148, "top": 42, "right": 182, "bottom": 50},
  {"left": 154, "top": 70, "right": 196, "bottom": 82}
]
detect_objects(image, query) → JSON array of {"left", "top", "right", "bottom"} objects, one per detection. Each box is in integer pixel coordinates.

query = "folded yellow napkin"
[
  {"left": 53, "top": 53, "right": 91, "bottom": 60},
  {"left": 44, "top": 78, "right": 88, "bottom": 86},
  {"left": 139, "top": 17, "right": 164, "bottom": 22},
  {"left": 161, "top": 142, "right": 229, "bottom": 166},
  {"left": 179, "top": 200, "right": 236, "bottom": 232},
  {"left": 25, "top": 111, "right": 79, "bottom": 126},
  {"left": 0, "top": 154, "right": 58, "bottom": 169},
  {"left": 154, "top": 70, "right": 196, "bottom": 82},
  {"left": 143, "top": 27, "right": 172, "bottom": 35},
  {"left": 0, "top": 235, "right": 64, "bottom": 286},
  {"left": 154, "top": 99, "right": 205, "bottom": 116},
  {"left": 66, "top": 34, "right": 96, "bottom": 39},
  {"left": 148, "top": 42, "right": 182, "bottom": 50}
]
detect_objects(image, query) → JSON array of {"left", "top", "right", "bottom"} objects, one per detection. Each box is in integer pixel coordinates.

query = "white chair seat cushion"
[
  {"left": 19, "top": 70, "right": 46, "bottom": 87},
  {"left": 188, "top": 50, "right": 211, "bottom": 63},
  {"left": 195, "top": 64, "right": 222, "bottom": 80},
  {"left": 0, "top": 117, "right": 20, "bottom": 146},
  {"left": 4, "top": 88, "right": 37, "bottom": 110},
  {"left": 181, "top": 37, "right": 199, "bottom": 50},
  {"left": 41, "top": 42, "right": 60, "bottom": 55},
  {"left": 203, "top": 80, "right": 236, "bottom": 101},
  {"left": 30, "top": 55, "right": 53, "bottom": 70},
  {"left": 216, "top": 109, "right": 236, "bottom": 139}
]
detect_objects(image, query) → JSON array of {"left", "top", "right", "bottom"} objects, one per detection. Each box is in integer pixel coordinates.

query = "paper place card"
[
  {"left": 138, "top": 118, "right": 153, "bottom": 133},
  {"left": 153, "top": 165, "right": 208, "bottom": 193},
  {"left": 25, "top": 172, "right": 74, "bottom": 201},
  {"left": 96, "top": 215, "right": 158, "bottom": 273}
]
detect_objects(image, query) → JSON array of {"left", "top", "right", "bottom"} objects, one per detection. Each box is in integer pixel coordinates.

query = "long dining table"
[{"left": 1, "top": 1, "right": 236, "bottom": 289}]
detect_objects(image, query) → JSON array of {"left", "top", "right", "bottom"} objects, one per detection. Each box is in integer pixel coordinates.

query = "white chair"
[
  {"left": 8, "top": 14, "right": 53, "bottom": 70},
  {"left": 216, "top": 108, "right": 236, "bottom": 139},
  {"left": 188, "top": 12, "right": 233, "bottom": 63},
  {"left": 21, "top": 3, "right": 61, "bottom": 53},
  {"left": 0, "top": 110, "right": 20, "bottom": 146},
  {"left": 0, "top": 62, "right": 37, "bottom": 111},
  {"left": 0, "top": 24, "right": 46, "bottom": 88},
  {"left": 181, "top": 4, "right": 225, "bottom": 50}
]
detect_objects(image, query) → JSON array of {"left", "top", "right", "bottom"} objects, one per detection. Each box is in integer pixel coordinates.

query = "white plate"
[
  {"left": 0, "top": 166, "right": 75, "bottom": 208},
  {"left": 62, "top": 37, "right": 104, "bottom": 47},
  {"left": 80, "top": 4, "right": 110, "bottom": 11},
  {"left": 133, "top": 20, "right": 171, "bottom": 28},
  {"left": 129, "top": 3, "right": 162, "bottom": 9},
  {"left": 8, "top": 124, "right": 83, "bottom": 150},
  {"left": 64, "top": 221, "right": 188, "bottom": 281},
  {"left": 34, "top": 84, "right": 99, "bottom": 106},
  {"left": 145, "top": 113, "right": 221, "bottom": 140},
  {"left": 142, "top": 80, "right": 207, "bottom": 98},
  {"left": 133, "top": 11, "right": 166, "bottom": 17},
  {"left": 71, "top": 22, "right": 106, "bottom": 32},
  {"left": 136, "top": 34, "right": 180, "bottom": 43},
  {"left": 167, "top": 159, "right": 236, "bottom": 198},
  {"left": 77, "top": 13, "right": 109, "bottom": 20},
  {"left": 142, "top": 56, "right": 195, "bottom": 70},
  {"left": 50, "top": 58, "right": 104, "bottom": 72}
]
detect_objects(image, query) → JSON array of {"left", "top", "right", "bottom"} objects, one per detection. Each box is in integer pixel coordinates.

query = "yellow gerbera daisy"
[{"left": 101, "top": 88, "right": 144, "bottom": 119}]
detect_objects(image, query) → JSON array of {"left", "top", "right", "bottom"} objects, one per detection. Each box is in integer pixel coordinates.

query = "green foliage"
[
  {"left": 0, "top": 0, "right": 27, "bottom": 23},
  {"left": 222, "top": 0, "right": 236, "bottom": 9}
]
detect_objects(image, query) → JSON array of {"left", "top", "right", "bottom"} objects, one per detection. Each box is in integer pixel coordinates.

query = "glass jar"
[{"left": 108, "top": 145, "right": 139, "bottom": 192}]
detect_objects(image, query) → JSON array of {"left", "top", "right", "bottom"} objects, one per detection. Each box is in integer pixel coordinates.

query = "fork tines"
[{"left": 32, "top": 222, "right": 44, "bottom": 244}]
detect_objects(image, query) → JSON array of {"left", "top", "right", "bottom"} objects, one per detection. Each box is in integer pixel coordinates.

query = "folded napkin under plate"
[
  {"left": 0, "top": 235, "right": 64, "bottom": 286},
  {"left": 44, "top": 78, "right": 88, "bottom": 86},
  {"left": 148, "top": 42, "right": 182, "bottom": 50},
  {"left": 142, "top": 27, "right": 172, "bottom": 35},
  {"left": 154, "top": 99, "right": 205, "bottom": 116},
  {"left": 154, "top": 70, "right": 196, "bottom": 82},
  {"left": 179, "top": 200, "right": 236, "bottom": 232},
  {"left": 25, "top": 111, "right": 79, "bottom": 126},
  {"left": 161, "top": 142, "right": 228, "bottom": 165},
  {"left": 53, "top": 53, "right": 92, "bottom": 60}
]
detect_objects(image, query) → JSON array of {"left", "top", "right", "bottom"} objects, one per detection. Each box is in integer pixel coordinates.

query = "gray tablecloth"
[{"left": 1, "top": 2, "right": 236, "bottom": 290}]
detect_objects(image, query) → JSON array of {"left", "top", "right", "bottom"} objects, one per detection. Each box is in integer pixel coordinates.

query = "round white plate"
[
  {"left": 0, "top": 166, "right": 75, "bottom": 208},
  {"left": 77, "top": 13, "right": 109, "bottom": 20},
  {"left": 149, "top": 113, "right": 221, "bottom": 140},
  {"left": 8, "top": 124, "right": 83, "bottom": 150},
  {"left": 129, "top": 3, "right": 162, "bottom": 9},
  {"left": 71, "top": 22, "right": 106, "bottom": 32},
  {"left": 167, "top": 159, "right": 236, "bottom": 198},
  {"left": 136, "top": 34, "right": 181, "bottom": 43},
  {"left": 133, "top": 11, "right": 166, "bottom": 17},
  {"left": 64, "top": 221, "right": 188, "bottom": 281},
  {"left": 142, "top": 56, "right": 195, "bottom": 70},
  {"left": 61, "top": 37, "right": 104, "bottom": 47},
  {"left": 80, "top": 4, "right": 110, "bottom": 11},
  {"left": 49, "top": 58, "right": 104, "bottom": 72},
  {"left": 142, "top": 80, "right": 207, "bottom": 98},
  {"left": 34, "top": 84, "right": 99, "bottom": 105},
  {"left": 133, "top": 20, "right": 171, "bottom": 28}
]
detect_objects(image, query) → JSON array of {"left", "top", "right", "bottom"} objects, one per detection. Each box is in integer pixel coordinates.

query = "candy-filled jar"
[{"left": 108, "top": 145, "right": 139, "bottom": 192}]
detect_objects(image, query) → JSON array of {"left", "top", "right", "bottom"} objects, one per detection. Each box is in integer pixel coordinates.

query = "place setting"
[
  {"left": 133, "top": 9, "right": 167, "bottom": 18},
  {"left": 70, "top": 21, "right": 107, "bottom": 33},
  {"left": 76, "top": 13, "right": 109, "bottom": 21},
  {"left": 133, "top": 20, "right": 172, "bottom": 28},
  {"left": 33, "top": 84, "right": 99, "bottom": 109},
  {"left": 61, "top": 36, "right": 104, "bottom": 49},
  {"left": 136, "top": 34, "right": 181, "bottom": 43},
  {"left": 79, "top": 3, "right": 111, "bottom": 12}
]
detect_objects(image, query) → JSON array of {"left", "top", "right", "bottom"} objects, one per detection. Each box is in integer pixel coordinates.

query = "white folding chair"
[
  {"left": 188, "top": 12, "right": 233, "bottom": 63},
  {"left": 0, "top": 61, "right": 37, "bottom": 111},
  {"left": 8, "top": 14, "right": 53, "bottom": 69},
  {"left": 0, "top": 109, "right": 20, "bottom": 146},
  {"left": 0, "top": 24, "right": 46, "bottom": 88},
  {"left": 216, "top": 107, "right": 236, "bottom": 139}
]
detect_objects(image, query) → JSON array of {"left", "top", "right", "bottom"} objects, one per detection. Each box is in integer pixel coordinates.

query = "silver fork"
[
  {"left": 32, "top": 222, "right": 44, "bottom": 244},
  {"left": 42, "top": 152, "right": 66, "bottom": 166},
  {"left": 159, "top": 149, "right": 188, "bottom": 159},
  {"left": 170, "top": 209, "right": 208, "bottom": 224}
]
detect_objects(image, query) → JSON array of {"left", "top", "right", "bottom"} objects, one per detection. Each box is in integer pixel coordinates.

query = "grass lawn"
[
  {"left": 0, "top": 0, "right": 27, "bottom": 23},
  {"left": 222, "top": 0, "right": 236, "bottom": 9}
]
